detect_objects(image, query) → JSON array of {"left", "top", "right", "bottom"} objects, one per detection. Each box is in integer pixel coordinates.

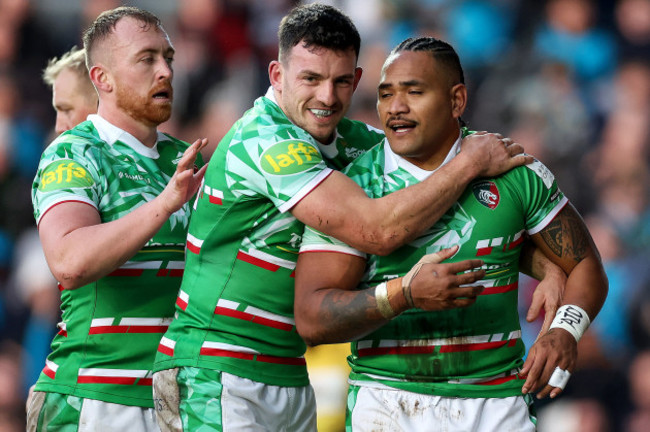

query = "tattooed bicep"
[{"left": 539, "top": 205, "right": 589, "bottom": 262}]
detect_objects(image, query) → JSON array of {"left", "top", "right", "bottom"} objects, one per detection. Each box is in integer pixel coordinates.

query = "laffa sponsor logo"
[
  {"left": 260, "top": 140, "right": 322, "bottom": 175},
  {"left": 39, "top": 160, "right": 94, "bottom": 191},
  {"left": 472, "top": 180, "right": 500, "bottom": 209}
]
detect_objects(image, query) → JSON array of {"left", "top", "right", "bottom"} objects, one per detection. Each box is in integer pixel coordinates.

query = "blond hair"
[{"left": 42, "top": 46, "right": 91, "bottom": 88}]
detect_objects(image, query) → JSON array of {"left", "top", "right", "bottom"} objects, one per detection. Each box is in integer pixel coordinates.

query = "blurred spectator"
[
  {"left": 614, "top": 0, "right": 650, "bottom": 62},
  {"left": 626, "top": 350, "right": 650, "bottom": 432}
]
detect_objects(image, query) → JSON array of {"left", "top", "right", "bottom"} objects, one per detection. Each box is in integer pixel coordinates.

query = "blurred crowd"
[{"left": 0, "top": 0, "right": 647, "bottom": 430}]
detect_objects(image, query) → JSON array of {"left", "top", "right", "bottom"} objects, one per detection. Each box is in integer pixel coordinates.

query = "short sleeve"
[
  {"left": 32, "top": 138, "right": 102, "bottom": 225},
  {"left": 300, "top": 225, "right": 365, "bottom": 258},
  {"left": 226, "top": 135, "right": 333, "bottom": 213}
]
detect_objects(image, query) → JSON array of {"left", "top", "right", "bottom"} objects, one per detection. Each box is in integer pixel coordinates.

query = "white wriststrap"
[{"left": 549, "top": 305, "right": 591, "bottom": 342}]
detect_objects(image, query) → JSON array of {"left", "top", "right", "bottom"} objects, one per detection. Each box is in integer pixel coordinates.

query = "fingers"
[
  {"left": 526, "top": 293, "right": 543, "bottom": 323},
  {"left": 505, "top": 142, "right": 524, "bottom": 156},
  {"left": 454, "top": 269, "right": 486, "bottom": 286},
  {"left": 508, "top": 154, "right": 534, "bottom": 169},
  {"left": 177, "top": 138, "right": 208, "bottom": 172},
  {"left": 443, "top": 259, "right": 484, "bottom": 275}
]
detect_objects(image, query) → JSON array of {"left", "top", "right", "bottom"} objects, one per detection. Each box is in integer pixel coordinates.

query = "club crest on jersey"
[
  {"left": 472, "top": 180, "right": 500, "bottom": 210},
  {"left": 38, "top": 159, "right": 94, "bottom": 192},
  {"left": 260, "top": 140, "right": 322, "bottom": 175}
]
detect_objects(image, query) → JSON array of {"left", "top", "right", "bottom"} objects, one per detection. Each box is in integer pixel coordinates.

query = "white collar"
[
  {"left": 384, "top": 133, "right": 462, "bottom": 182},
  {"left": 88, "top": 114, "right": 162, "bottom": 158}
]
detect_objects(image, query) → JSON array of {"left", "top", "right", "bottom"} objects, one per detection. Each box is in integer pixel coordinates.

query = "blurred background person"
[{"left": 42, "top": 46, "right": 98, "bottom": 136}]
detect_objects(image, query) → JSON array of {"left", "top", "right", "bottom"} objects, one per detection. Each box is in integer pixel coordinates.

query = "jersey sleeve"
[
  {"left": 32, "top": 136, "right": 103, "bottom": 225},
  {"left": 517, "top": 158, "right": 569, "bottom": 234},
  {"left": 299, "top": 226, "right": 366, "bottom": 258},
  {"left": 225, "top": 129, "right": 333, "bottom": 213}
]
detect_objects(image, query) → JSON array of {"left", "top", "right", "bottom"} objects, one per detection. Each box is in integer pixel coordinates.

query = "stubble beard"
[{"left": 115, "top": 83, "right": 172, "bottom": 127}]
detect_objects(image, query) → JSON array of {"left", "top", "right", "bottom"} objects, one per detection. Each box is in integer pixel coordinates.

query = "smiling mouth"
[
  {"left": 310, "top": 108, "right": 334, "bottom": 118},
  {"left": 388, "top": 122, "right": 416, "bottom": 133}
]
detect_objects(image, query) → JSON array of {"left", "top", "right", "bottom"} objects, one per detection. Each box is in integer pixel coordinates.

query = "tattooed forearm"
[
  {"left": 540, "top": 205, "right": 588, "bottom": 262},
  {"left": 319, "top": 289, "right": 382, "bottom": 339}
]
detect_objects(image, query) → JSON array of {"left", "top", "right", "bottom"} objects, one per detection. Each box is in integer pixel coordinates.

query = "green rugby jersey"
[
  {"left": 31, "top": 115, "right": 203, "bottom": 407},
  {"left": 153, "top": 89, "right": 384, "bottom": 386},
  {"left": 300, "top": 132, "right": 568, "bottom": 398}
]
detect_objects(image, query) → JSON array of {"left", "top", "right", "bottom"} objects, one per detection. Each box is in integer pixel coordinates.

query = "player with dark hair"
[
  {"left": 151, "top": 5, "right": 557, "bottom": 431},
  {"left": 295, "top": 36, "right": 608, "bottom": 431}
]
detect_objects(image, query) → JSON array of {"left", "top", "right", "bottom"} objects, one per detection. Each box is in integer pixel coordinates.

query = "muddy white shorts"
[
  {"left": 153, "top": 367, "right": 317, "bottom": 431},
  {"left": 26, "top": 390, "right": 159, "bottom": 432},
  {"left": 347, "top": 384, "right": 536, "bottom": 432}
]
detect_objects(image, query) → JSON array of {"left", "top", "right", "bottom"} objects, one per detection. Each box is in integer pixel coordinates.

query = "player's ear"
[
  {"left": 450, "top": 83, "right": 467, "bottom": 119},
  {"left": 89, "top": 64, "right": 112, "bottom": 93},
  {"left": 268, "top": 60, "right": 282, "bottom": 92},
  {"left": 352, "top": 67, "right": 363, "bottom": 92}
]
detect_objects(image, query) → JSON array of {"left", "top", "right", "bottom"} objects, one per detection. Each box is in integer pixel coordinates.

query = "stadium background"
[{"left": 0, "top": 0, "right": 648, "bottom": 430}]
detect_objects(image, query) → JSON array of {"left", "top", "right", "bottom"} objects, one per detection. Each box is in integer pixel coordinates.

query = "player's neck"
[
  {"left": 97, "top": 104, "right": 159, "bottom": 147},
  {"left": 402, "top": 128, "right": 460, "bottom": 171}
]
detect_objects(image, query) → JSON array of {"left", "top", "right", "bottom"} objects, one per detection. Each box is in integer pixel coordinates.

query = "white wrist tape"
[
  {"left": 375, "top": 282, "right": 397, "bottom": 319},
  {"left": 549, "top": 305, "right": 591, "bottom": 342}
]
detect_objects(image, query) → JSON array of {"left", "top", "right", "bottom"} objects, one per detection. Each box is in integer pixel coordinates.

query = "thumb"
[{"left": 418, "top": 245, "right": 459, "bottom": 265}]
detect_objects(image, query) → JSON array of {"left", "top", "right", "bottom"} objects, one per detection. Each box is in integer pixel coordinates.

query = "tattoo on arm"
[
  {"left": 320, "top": 289, "right": 378, "bottom": 334},
  {"left": 540, "top": 207, "right": 588, "bottom": 262}
]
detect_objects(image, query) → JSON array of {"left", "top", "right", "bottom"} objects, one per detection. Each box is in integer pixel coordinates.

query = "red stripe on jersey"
[
  {"left": 199, "top": 347, "right": 305, "bottom": 366},
  {"left": 77, "top": 376, "right": 137, "bottom": 385},
  {"left": 439, "top": 340, "right": 508, "bottom": 353},
  {"left": 157, "top": 269, "right": 183, "bottom": 277},
  {"left": 57, "top": 329, "right": 68, "bottom": 337},
  {"left": 89, "top": 325, "right": 168, "bottom": 334},
  {"left": 107, "top": 269, "right": 144, "bottom": 277},
  {"left": 199, "top": 348, "right": 255, "bottom": 360},
  {"left": 215, "top": 306, "right": 294, "bottom": 331},
  {"left": 43, "top": 365, "right": 56, "bottom": 379},
  {"left": 357, "top": 345, "right": 436, "bottom": 357},
  {"left": 57, "top": 283, "right": 65, "bottom": 291},
  {"left": 481, "top": 282, "right": 518, "bottom": 295},
  {"left": 509, "top": 235, "right": 525, "bottom": 249},
  {"left": 476, "top": 247, "right": 492, "bottom": 256},
  {"left": 236, "top": 251, "right": 281, "bottom": 272},
  {"left": 256, "top": 355, "right": 306, "bottom": 366},
  {"left": 186, "top": 240, "right": 201, "bottom": 254},
  {"left": 176, "top": 297, "right": 188, "bottom": 311},
  {"left": 477, "top": 374, "right": 518, "bottom": 386},
  {"left": 137, "top": 378, "right": 153, "bottom": 386},
  {"left": 208, "top": 195, "right": 222, "bottom": 205},
  {"left": 157, "top": 343, "right": 174, "bottom": 357}
]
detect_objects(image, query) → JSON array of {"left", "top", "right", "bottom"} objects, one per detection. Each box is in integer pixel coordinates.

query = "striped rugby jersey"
[
  {"left": 153, "top": 89, "right": 384, "bottom": 386},
  {"left": 31, "top": 115, "right": 203, "bottom": 407},
  {"left": 300, "top": 131, "right": 568, "bottom": 398}
]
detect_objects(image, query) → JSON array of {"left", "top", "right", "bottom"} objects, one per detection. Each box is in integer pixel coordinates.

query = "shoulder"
[
  {"left": 41, "top": 123, "right": 104, "bottom": 163},
  {"left": 337, "top": 118, "right": 385, "bottom": 147}
]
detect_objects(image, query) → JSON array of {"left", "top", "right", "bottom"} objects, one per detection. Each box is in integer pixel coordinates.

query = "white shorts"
[
  {"left": 348, "top": 384, "right": 536, "bottom": 432},
  {"left": 26, "top": 390, "right": 159, "bottom": 432},
  {"left": 153, "top": 367, "right": 317, "bottom": 431}
]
